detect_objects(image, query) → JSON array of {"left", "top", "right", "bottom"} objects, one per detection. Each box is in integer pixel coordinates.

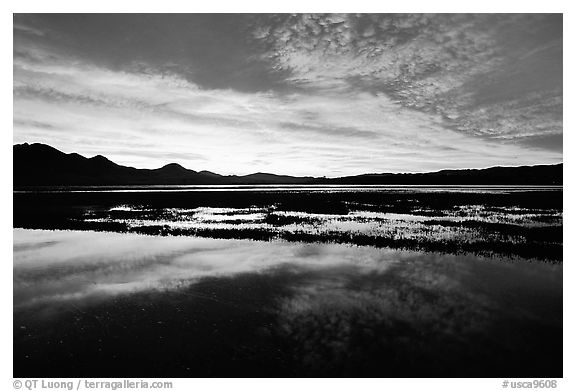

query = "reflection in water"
[
  {"left": 15, "top": 188, "right": 563, "bottom": 262},
  {"left": 14, "top": 229, "right": 562, "bottom": 377},
  {"left": 74, "top": 202, "right": 563, "bottom": 262},
  {"left": 14, "top": 229, "right": 404, "bottom": 308},
  {"left": 14, "top": 184, "right": 564, "bottom": 193}
]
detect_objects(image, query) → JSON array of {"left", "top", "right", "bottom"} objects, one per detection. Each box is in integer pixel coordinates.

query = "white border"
[{"left": 3, "top": 2, "right": 573, "bottom": 390}]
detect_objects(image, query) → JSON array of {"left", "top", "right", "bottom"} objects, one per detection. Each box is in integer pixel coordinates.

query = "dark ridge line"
[{"left": 14, "top": 142, "right": 563, "bottom": 186}]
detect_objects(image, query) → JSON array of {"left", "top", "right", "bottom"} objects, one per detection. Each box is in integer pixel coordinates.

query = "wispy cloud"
[
  {"left": 13, "top": 22, "right": 45, "bottom": 36},
  {"left": 13, "top": 14, "right": 562, "bottom": 175}
]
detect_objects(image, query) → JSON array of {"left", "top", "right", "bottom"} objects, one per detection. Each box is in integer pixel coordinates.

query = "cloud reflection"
[
  {"left": 13, "top": 228, "right": 562, "bottom": 376},
  {"left": 14, "top": 229, "right": 404, "bottom": 308}
]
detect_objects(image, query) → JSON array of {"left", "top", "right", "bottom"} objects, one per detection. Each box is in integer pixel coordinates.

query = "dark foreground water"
[
  {"left": 13, "top": 186, "right": 563, "bottom": 377},
  {"left": 15, "top": 229, "right": 562, "bottom": 377}
]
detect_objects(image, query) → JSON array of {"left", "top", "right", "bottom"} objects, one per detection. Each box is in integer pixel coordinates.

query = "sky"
[{"left": 13, "top": 14, "right": 563, "bottom": 176}]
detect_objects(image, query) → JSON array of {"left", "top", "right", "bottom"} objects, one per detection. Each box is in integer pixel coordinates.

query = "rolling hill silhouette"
[{"left": 14, "top": 143, "right": 562, "bottom": 186}]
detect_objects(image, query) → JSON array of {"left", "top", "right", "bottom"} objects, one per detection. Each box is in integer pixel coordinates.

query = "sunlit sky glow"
[{"left": 13, "top": 14, "right": 562, "bottom": 176}]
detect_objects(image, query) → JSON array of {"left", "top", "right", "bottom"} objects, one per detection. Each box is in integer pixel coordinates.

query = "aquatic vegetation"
[{"left": 13, "top": 187, "right": 562, "bottom": 261}]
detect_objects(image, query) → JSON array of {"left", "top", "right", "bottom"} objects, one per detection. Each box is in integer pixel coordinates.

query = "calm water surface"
[
  {"left": 15, "top": 184, "right": 563, "bottom": 193},
  {"left": 14, "top": 228, "right": 562, "bottom": 377}
]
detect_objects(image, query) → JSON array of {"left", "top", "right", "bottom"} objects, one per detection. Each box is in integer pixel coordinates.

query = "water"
[
  {"left": 14, "top": 228, "right": 562, "bottom": 377},
  {"left": 13, "top": 186, "right": 563, "bottom": 376},
  {"left": 14, "top": 186, "right": 563, "bottom": 262},
  {"left": 14, "top": 184, "right": 563, "bottom": 193}
]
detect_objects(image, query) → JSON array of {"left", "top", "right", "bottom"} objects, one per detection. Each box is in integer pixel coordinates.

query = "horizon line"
[{"left": 13, "top": 142, "right": 564, "bottom": 179}]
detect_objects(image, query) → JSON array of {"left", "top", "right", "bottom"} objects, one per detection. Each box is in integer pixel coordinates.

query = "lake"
[{"left": 13, "top": 185, "right": 563, "bottom": 377}]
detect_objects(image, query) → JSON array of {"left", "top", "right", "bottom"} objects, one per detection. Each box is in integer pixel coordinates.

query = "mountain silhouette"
[{"left": 13, "top": 143, "right": 562, "bottom": 186}]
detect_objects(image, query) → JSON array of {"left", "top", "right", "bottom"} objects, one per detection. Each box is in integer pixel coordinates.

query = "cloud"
[
  {"left": 13, "top": 15, "right": 562, "bottom": 175},
  {"left": 251, "top": 14, "right": 500, "bottom": 89},
  {"left": 249, "top": 14, "right": 562, "bottom": 150},
  {"left": 13, "top": 22, "right": 45, "bottom": 36}
]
